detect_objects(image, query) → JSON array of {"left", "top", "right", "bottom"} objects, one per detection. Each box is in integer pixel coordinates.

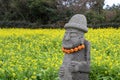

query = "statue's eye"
[{"left": 70, "top": 33, "right": 77, "bottom": 37}]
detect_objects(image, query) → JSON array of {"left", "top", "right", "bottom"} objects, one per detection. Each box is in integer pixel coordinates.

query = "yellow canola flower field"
[{"left": 0, "top": 28, "right": 120, "bottom": 80}]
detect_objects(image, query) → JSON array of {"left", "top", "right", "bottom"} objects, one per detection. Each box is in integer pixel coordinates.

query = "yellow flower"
[
  {"left": 105, "top": 71, "right": 107, "bottom": 74},
  {"left": 0, "top": 61, "right": 3, "bottom": 64},
  {"left": 12, "top": 73, "right": 16, "bottom": 77},
  {"left": 24, "top": 77, "right": 28, "bottom": 80},
  {"left": 0, "top": 68, "right": 5, "bottom": 73},
  {"left": 31, "top": 75, "right": 36, "bottom": 79},
  {"left": 33, "top": 72, "right": 36, "bottom": 75}
]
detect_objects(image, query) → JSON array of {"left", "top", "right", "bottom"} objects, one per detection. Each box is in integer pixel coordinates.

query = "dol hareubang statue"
[{"left": 59, "top": 14, "right": 90, "bottom": 80}]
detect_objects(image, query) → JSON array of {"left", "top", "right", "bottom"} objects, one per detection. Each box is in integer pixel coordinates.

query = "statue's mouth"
[
  {"left": 62, "top": 39, "right": 84, "bottom": 49},
  {"left": 62, "top": 44, "right": 80, "bottom": 49},
  {"left": 62, "top": 41, "right": 81, "bottom": 49},
  {"left": 62, "top": 44, "right": 73, "bottom": 49}
]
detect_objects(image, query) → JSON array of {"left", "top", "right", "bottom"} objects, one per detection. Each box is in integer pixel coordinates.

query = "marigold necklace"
[{"left": 62, "top": 44, "right": 85, "bottom": 54}]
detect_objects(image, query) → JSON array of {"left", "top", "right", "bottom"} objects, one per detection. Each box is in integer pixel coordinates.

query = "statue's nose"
[{"left": 64, "top": 33, "right": 70, "bottom": 40}]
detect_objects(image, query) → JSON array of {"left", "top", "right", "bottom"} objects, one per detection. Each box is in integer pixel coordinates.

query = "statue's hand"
[
  {"left": 68, "top": 61, "right": 81, "bottom": 72},
  {"left": 68, "top": 61, "right": 89, "bottom": 73}
]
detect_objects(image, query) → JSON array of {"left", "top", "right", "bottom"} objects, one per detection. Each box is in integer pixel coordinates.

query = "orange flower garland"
[{"left": 62, "top": 44, "right": 85, "bottom": 54}]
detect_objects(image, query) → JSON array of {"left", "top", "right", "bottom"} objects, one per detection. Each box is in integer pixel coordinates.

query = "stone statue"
[{"left": 59, "top": 14, "right": 90, "bottom": 80}]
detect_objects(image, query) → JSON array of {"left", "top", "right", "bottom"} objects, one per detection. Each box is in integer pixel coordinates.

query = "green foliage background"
[{"left": 0, "top": 0, "right": 120, "bottom": 25}]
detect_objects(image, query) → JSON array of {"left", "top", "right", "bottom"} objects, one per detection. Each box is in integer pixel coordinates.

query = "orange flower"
[
  {"left": 62, "top": 47, "right": 64, "bottom": 51},
  {"left": 78, "top": 46, "right": 82, "bottom": 50},
  {"left": 64, "top": 49, "right": 67, "bottom": 52},
  {"left": 66, "top": 50, "right": 71, "bottom": 54},
  {"left": 74, "top": 48, "right": 78, "bottom": 51},
  {"left": 70, "top": 49, "right": 74, "bottom": 53},
  {"left": 81, "top": 45, "right": 85, "bottom": 48}
]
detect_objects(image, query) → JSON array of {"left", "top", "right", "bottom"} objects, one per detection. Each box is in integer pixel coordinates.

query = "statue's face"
[{"left": 62, "top": 28, "right": 84, "bottom": 49}]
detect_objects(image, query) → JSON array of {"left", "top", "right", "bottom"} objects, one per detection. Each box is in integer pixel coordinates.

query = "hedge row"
[
  {"left": 89, "top": 23, "right": 120, "bottom": 29},
  {"left": 0, "top": 21, "right": 120, "bottom": 29},
  {"left": 0, "top": 21, "right": 32, "bottom": 28},
  {"left": 0, "top": 21, "right": 59, "bottom": 29}
]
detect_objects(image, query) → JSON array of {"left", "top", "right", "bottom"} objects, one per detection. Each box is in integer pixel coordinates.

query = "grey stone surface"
[{"left": 59, "top": 14, "right": 90, "bottom": 80}]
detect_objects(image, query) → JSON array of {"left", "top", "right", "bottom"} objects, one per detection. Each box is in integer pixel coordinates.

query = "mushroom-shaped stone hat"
[{"left": 64, "top": 14, "right": 88, "bottom": 33}]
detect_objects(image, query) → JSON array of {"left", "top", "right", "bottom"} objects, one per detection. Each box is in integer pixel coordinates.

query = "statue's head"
[{"left": 62, "top": 14, "right": 88, "bottom": 49}]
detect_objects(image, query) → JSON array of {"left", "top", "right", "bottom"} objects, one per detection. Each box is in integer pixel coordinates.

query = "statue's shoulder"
[{"left": 84, "top": 39, "right": 90, "bottom": 45}]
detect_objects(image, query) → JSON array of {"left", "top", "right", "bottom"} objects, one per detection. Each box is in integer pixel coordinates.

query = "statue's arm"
[
  {"left": 68, "top": 40, "right": 90, "bottom": 73},
  {"left": 68, "top": 61, "right": 89, "bottom": 73},
  {"left": 84, "top": 40, "right": 90, "bottom": 64}
]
